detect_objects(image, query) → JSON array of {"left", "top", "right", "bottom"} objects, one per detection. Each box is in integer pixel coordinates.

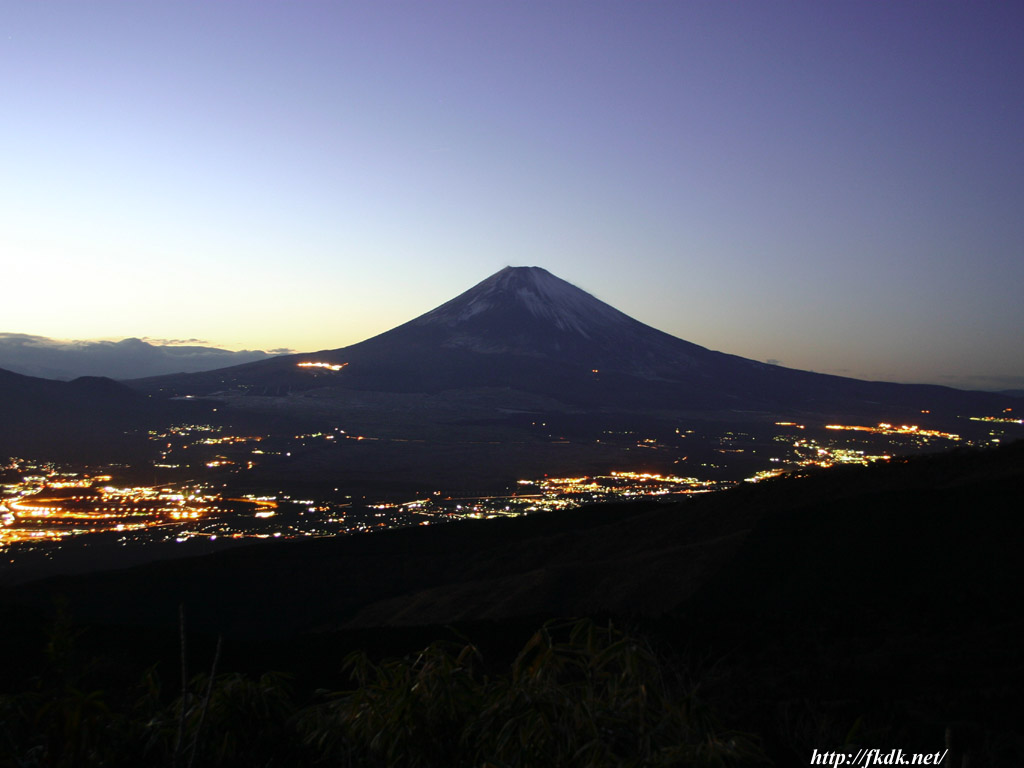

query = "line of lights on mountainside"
[
  {"left": 297, "top": 361, "right": 348, "bottom": 371},
  {"left": 1, "top": 408, "right": 1018, "bottom": 552}
]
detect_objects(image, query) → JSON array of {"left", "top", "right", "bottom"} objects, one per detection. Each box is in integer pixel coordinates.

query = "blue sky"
[{"left": 2, "top": 1, "right": 1022, "bottom": 389}]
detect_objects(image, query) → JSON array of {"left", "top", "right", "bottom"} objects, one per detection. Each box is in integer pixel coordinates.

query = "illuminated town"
[{"left": 2, "top": 407, "right": 1019, "bottom": 566}]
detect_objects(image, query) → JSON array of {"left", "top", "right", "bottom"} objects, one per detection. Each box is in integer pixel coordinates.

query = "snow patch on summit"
[
  {"left": 516, "top": 286, "right": 592, "bottom": 336},
  {"left": 416, "top": 266, "right": 634, "bottom": 337}
]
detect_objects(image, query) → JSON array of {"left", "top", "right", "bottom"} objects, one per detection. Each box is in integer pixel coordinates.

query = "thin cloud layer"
[{"left": 0, "top": 334, "right": 283, "bottom": 381}]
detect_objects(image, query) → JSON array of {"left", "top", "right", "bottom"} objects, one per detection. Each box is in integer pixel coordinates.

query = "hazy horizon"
[{"left": 2, "top": 263, "right": 1021, "bottom": 391}]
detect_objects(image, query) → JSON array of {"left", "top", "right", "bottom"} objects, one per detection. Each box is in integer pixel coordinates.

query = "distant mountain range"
[
  {"left": 136, "top": 266, "right": 1013, "bottom": 418},
  {"left": 0, "top": 334, "right": 281, "bottom": 380}
]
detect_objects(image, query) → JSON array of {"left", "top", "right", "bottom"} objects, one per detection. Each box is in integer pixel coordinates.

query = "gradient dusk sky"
[{"left": 2, "top": 1, "right": 1022, "bottom": 390}]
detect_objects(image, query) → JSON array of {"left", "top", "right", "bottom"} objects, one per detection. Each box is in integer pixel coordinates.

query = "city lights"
[{"left": 3, "top": 407, "right": 1019, "bottom": 556}]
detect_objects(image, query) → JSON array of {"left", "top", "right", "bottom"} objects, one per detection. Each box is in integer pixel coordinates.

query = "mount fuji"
[{"left": 135, "top": 266, "right": 1010, "bottom": 418}]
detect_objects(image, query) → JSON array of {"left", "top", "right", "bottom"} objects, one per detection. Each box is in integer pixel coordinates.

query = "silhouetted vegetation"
[{"left": 0, "top": 618, "right": 765, "bottom": 767}]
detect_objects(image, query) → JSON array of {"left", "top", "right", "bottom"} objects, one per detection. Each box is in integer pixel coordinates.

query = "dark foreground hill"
[
  {"left": 0, "top": 366, "right": 217, "bottom": 460},
  {"left": 2, "top": 441, "right": 1022, "bottom": 763},
  {"left": 10, "top": 439, "right": 1021, "bottom": 632}
]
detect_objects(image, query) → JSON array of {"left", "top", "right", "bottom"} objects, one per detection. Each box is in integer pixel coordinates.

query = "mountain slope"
[{"left": 132, "top": 266, "right": 1012, "bottom": 417}]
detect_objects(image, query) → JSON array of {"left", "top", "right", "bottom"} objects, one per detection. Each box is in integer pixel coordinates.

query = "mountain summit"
[
  {"left": 415, "top": 266, "right": 636, "bottom": 340},
  {"left": 136, "top": 266, "right": 1012, "bottom": 416},
  {"left": 388, "top": 266, "right": 724, "bottom": 379}
]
